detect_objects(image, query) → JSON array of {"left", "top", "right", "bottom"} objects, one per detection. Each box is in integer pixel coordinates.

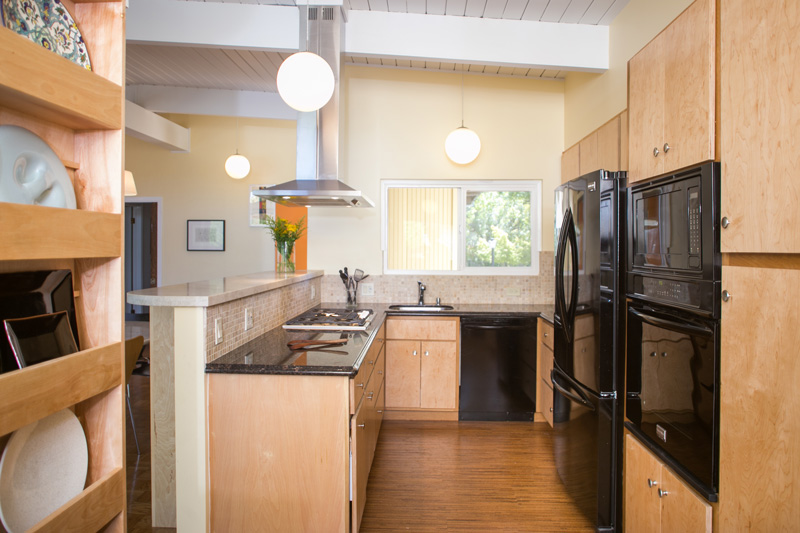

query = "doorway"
[{"left": 125, "top": 199, "right": 161, "bottom": 321}]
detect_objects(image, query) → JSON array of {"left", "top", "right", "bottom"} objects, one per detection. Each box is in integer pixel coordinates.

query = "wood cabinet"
[
  {"left": 717, "top": 265, "right": 800, "bottom": 530},
  {"left": 385, "top": 316, "right": 460, "bottom": 419},
  {"left": 624, "top": 433, "right": 712, "bottom": 533},
  {"left": 628, "top": 0, "right": 716, "bottom": 183},
  {"left": 561, "top": 111, "right": 626, "bottom": 184},
  {"left": 208, "top": 322, "right": 386, "bottom": 533},
  {"left": 0, "top": 4, "right": 125, "bottom": 532},
  {"left": 719, "top": 0, "right": 800, "bottom": 253},
  {"left": 536, "top": 317, "right": 554, "bottom": 427}
]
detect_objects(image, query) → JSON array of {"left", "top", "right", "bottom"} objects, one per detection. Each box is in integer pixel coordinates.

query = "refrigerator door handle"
[
  {"left": 555, "top": 208, "right": 573, "bottom": 340},
  {"left": 629, "top": 307, "right": 713, "bottom": 336},
  {"left": 564, "top": 212, "right": 579, "bottom": 328},
  {"left": 551, "top": 368, "right": 596, "bottom": 411}
]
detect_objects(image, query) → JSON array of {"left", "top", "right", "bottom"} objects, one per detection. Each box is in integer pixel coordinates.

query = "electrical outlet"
[
  {"left": 310, "top": 286, "right": 316, "bottom": 299},
  {"left": 504, "top": 286, "right": 521, "bottom": 297},
  {"left": 214, "top": 318, "right": 223, "bottom": 345},
  {"left": 361, "top": 283, "right": 375, "bottom": 296},
  {"left": 244, "top": 308, "right": 253, "bottom": 331}
]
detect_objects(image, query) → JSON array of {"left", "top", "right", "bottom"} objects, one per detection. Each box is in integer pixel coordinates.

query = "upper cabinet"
[
  {"left": 719, "top": 0, "right": 800, "bottom": 253},
  {"left": 561, "top": 111, "right": 626, "bottom": 184},
  {"left": 628, "top": 0, "right": 716, "bottom": 183}
]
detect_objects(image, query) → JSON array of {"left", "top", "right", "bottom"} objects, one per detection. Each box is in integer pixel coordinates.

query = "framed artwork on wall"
[
  {"left": 249, "top": 185, "right": 276, "bottom": 227},
  {"left": 187, "top": 220, "right": 225, "bottom": 251}
]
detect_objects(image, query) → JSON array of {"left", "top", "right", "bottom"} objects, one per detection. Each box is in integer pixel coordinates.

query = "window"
[{"left": 382, "top": 180, "right": 541, "bottom": 275}]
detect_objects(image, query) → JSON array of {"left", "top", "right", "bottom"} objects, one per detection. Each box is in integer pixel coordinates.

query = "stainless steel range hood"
[{"left": 254, "top": 6, "right": 373, "bottom": 208}]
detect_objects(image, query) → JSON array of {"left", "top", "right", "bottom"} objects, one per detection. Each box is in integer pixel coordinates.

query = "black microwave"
[{"left": 626, "top": 162, "right": 721, "bottom": 317}]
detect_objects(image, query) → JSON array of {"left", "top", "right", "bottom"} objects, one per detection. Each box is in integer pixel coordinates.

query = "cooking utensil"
[
  {"left": 287, "top": 339, "right": 348, "bottom": 351},
  {"left": 339, "top": 270, "right": 348, "bottom": 286},
  {"left": 352, "top": 270, "right": 368, "bottom": 300}
]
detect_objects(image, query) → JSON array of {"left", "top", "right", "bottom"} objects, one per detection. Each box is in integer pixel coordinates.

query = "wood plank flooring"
[{"left": 126, "top": 376, "right": 592, "bottom": 532}]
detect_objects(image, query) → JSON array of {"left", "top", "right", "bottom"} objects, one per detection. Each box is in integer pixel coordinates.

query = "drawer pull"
[
  {"left": 658, "top": 488, "right": 669, "bottom": 498},
  {"left": 357, "top": 383, "right": 365, "bottom": 388},
  {"left": 549, "top": 407, "right": 553, "bottom": 412},
  {"left": 544, "top": 333, "right": 548, "bottom": 338},
  {"left": 358, "top": 423, "right": 365, "bottom": 429},
  {"left": 378, "top": 370, "right": 383, "bottom": 375},
  {"left": 376, "top": 410, "right": 383, "bottom": 414},
  {"left": 367, "top": 392, "right": 374, "bottom": 399},
  {"left": 424, "top": 351, "right": 429, "bottom": 357},
  {"left": 412, "top": 350, "right": 417, "bottom": 356},
  {"left": 648, "top": 478, "right": 658, "bottom": 488}
]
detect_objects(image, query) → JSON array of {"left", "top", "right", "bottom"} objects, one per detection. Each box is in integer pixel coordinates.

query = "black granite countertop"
[{"left": 206, "top": 302, "right": 554, "bottom": 377}]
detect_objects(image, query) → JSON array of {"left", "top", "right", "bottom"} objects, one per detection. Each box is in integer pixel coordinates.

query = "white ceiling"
[{"left": 126, "top": 0, "right": 627, "bottom": 97}]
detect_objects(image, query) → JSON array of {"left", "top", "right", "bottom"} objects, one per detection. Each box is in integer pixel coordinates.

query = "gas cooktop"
[{"left": 283, "top": 308, "right": 373, "bottom": 331}]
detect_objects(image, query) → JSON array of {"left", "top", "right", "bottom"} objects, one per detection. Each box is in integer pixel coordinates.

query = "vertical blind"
[{"left": 387, "top": 188, "right": 458, "bottom": 271}]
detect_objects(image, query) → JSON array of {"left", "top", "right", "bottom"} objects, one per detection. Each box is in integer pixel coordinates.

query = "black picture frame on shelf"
[{"left": 187, "top": 220, "right": 225, "bottom": 252}]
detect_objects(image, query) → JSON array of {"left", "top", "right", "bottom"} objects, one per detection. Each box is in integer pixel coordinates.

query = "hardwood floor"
[
  {"left": 125, "top": 376, "right": 592, "bottom": 532},
  {"left": 360, "top": 421, "right": 593, "bottom": 532}
]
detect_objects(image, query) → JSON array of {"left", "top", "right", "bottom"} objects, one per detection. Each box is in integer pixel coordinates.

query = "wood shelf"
[
  {"left": 0, "top": 203, "right": 121, "bottom": 261},
  {"left": 0, "top": 27, "right": 122, "bottom": 131},
  {"left": 0, "top": 342, "right": 122, "bottom": 437},
  {"left": 30, "top": 467, "right": 124, "bottom": 533}
]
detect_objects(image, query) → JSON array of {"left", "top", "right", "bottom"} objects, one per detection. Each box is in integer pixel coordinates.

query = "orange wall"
[{"left": 275, "top": 205, "right": 308, "bottom": 270}]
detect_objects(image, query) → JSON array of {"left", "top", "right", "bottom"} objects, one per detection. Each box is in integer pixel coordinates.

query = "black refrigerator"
[{"left": 552, "top": 169, "right": 626, "bottom": 532}]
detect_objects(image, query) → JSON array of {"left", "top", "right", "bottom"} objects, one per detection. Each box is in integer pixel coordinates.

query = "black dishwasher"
[{"left": 459, "top": 316, "right": 537, "bottom": 421}]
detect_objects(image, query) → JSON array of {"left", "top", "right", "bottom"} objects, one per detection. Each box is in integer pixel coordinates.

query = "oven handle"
[
  {"left": 629, "top": 307, "right": 713, "bottom": 336},
  {"left": 551, "top": 368, "right": 596, "bottom": 412}
]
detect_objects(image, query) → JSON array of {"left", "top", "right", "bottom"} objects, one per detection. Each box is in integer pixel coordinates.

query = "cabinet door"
[
  {"left": 628, "top": 34, "right": 665, "bottom": 183},
  {"left": 539, "top": 381, "right": 553, "bottom": 427},
  {"left": 385, "top": 340, "right": 420, "bottom": 408},
  {"left": 597, "top": 115, "right": 621, "bottom": 172},
  {"left": 719, "top": 266, "right": 800, "bottom": 530},
  {"left": 660, "top": 467, "right": 712, "bottom": 533},
  {"left": 624, "top": 434, "right": 662, "bottom": 532},
  {"left": 562, "top": 144, "right": 580, "bottom": 184},
  {"left": 662, "top": 0, "right": 715, "bottom": 174},
  {"left": 619, "top": 109, "right": 629, "bottom": 171},
  {"left": 720, "top": 0, "right": 800, "bottom": 253},
  {"left": 420, "top": 341, "right": 458, "bottom": 409},
  {"left": 351, "top": 402, "right": 369, "bottom": 533}
]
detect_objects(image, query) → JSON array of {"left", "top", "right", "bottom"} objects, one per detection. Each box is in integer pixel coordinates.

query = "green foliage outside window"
[{"left": 465, "top": 191, "right": 532, "bottom": 267}]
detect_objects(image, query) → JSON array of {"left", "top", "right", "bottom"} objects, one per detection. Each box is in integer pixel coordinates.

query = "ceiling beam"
[
  {"left": 127, "top": 85, "right": 297, "bottom": 121},
  {"left": 125, "top": 100, "right": 192, "bottom": 152},
  {"left": 126, "top": 0, "right": 608, "bottom": 72},
  {"left": 346, "top": 10, "right": 608, "bottom": 71}
]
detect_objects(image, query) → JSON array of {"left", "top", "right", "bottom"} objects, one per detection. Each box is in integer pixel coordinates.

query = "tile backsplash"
[
  {"left": 322, "top": 252, "right": 554, "bottom": 305},
  {"left": 205, "top": 276, "right": 321, "bottom": 362}
]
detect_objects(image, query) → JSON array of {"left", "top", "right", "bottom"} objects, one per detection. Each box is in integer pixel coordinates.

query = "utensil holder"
[{"left": 346, "top": 286, "right": 357, "bottom": 309}]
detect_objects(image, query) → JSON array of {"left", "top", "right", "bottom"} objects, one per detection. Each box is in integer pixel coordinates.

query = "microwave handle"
[{"left": 629, "top": 307, "right": 713, "bottom": 336}]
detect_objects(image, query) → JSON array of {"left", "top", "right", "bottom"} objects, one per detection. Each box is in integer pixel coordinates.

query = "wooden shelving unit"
[{"left": 0, "top": 1, "right": 126, "bottom": 531}]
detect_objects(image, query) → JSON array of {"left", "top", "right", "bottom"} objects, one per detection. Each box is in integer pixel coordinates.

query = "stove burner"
[{"left": 283, "top": 308, "right": 373, "bottom": 330}]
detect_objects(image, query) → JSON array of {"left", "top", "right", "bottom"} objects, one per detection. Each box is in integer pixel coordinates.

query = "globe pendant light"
[
  {"left": 277, "top": 3, "right": 335, "bottom": 112},
  {"left": 225, "top": 118, "right": 250, "bottom": 179},
  {"left": 445, "top": 73, "right": 481, "bottom": 165}
]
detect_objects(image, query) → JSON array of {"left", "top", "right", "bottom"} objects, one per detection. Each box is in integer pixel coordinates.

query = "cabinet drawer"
[
  {"left": 540, "top": 319, "right": 554, "bottom": 351},
  {"left": 350, "top": 335, "right": 384, "bottom": 413},
  {"left": 386, "top": 317, "right": 458, "bottom": 341}
]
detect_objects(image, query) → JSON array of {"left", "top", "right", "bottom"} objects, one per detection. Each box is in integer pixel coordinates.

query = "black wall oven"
[{"left": 625, "top": 162, "right": 720, "bottom": 501}]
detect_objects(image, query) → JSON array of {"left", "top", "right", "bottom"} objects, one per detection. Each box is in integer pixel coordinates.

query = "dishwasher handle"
[{"left": 462, "top": 324, "right": 532, "bottom": 330}]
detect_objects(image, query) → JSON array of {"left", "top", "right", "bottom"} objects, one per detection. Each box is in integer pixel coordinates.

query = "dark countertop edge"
[{"left": 205, "top": 305, "right": 552, "bottom": 377}]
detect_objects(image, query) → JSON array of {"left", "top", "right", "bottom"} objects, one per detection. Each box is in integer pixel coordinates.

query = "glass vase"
[{"left": 276, "top": 241, "right": 296, "bottom": 274}]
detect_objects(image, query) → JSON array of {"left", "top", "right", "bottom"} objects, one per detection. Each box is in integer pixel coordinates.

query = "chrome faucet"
[{"left": 417, "top": 281, "right": 426, "bottom": 305}]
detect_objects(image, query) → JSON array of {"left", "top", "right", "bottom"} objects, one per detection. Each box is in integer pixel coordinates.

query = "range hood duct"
[{"left": 255, "top": 6, "right": 373, "bottom": 208}]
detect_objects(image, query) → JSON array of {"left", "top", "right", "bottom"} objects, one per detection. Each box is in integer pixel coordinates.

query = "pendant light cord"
[
  {"left": 235, "top": 117, "right": 240, "bottom": 155},
  {"left": 461, "top": 72, "right": 465, "bottom": 128}
]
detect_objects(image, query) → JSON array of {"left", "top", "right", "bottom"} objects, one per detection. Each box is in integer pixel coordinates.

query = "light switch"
[{"left": 215, "top": 318, "right": 223, "bottom": 344}]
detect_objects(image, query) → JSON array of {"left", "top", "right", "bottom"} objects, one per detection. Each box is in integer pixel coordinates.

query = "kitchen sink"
[{"left": 388, "top": 304, "right": 454, "bottom": 312}]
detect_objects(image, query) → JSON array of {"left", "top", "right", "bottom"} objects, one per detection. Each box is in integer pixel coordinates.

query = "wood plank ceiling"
[{"left": 126, "top": 0, "right": 627, "bottom": 94}]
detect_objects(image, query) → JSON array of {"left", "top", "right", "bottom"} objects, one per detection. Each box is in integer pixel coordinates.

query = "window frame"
[{"left": 381, "top": 179, "right": 541, "bottom": 276}]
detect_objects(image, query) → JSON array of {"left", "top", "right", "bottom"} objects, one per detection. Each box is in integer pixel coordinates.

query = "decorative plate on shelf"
[
  {"left": 0, "top": 125, "right": 77, "bottom": 209},
  {"left": 1, "top": 0, "right": 91, "bottom": 71},
  {"left": 0, "top": 409, "right": 88, "bottom": 533}
]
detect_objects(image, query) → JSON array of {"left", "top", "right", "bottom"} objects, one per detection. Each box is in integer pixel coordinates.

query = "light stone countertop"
[{"left": 126, "top": 270, "right": 324, "bottom": 308}]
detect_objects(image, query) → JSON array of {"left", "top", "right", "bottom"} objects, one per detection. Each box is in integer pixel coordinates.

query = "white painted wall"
[
  {"left": 125, "top": 115, "right": 296, "bottom": 285},
  {"left": 309, "top": 66, "right": 564, "bottom": 275},
  {"left": 563, "top": 0, "right": 694, "bottom": 147}
]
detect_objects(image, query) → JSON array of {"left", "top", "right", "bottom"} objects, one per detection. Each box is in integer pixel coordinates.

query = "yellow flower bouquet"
[{"left": 266, "top": 215, "right": 306, "bottom": 273}]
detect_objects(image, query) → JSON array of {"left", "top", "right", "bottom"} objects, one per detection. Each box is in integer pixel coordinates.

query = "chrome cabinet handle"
[
  {"left": 549, "top": 407, "right": 553, "bottom": 412},
  {"left": 378, "top": 370, "right": 383, "bottom": 375},
  {"left": 357, "top": 383, "right": 364, "bottom": 388},
  {"left": 358, "top": 423, "right": 365, "bottom": 429},
  {"left": 722, "top": 290, "right": 731, "bottom": 302},
  {"left": 412, "top": 350, "right": 417, "bottom": 356},
  {"left": 663, "top": 142, "right": 670, "bottom": 153},
  {"left": 653, "top": 147, "right": 660, "bottom": 157},
  {"left": 424, "top": 351, "right": 429, "bottom": 357},
  {"left": 658, "top": 488, "right": 669, "bottom": 498},
  {"left": 376, "top": 410, "right": 383, "bottom": 414},
  {"left": 721, "top": 217, "right": 730, "bottom": 229},
  {"left": 648, "top": 478, "right": 658, "bottom": 488},
  {"left": 369, "top": 360, "right": 374, "bottom": 365},
  {"left": 661, "top": 352, "right": 668, "bottom": 358},
  {"left": 649, "top": 351, "right": 657, "bottom": 358},
  {"left": 544, "top": 332, "right": 548, "bottom": 338}
]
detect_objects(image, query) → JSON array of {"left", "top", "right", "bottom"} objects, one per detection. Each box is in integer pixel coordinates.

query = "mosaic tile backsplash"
[
  {"left": 322, "top": 252, "right": 555, "bottom": 306},
  {"left": 205, "top": 276, "right": 322, "bottom": 363}
]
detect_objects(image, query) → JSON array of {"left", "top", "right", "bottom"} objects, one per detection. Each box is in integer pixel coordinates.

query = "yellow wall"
[
  {"left": 126, "top": 67, "right": 565, "bottom": 282},
  {"left": 310, "top": 66, "right": 564, "bottom": 275},
  {"left": 563, "top": 0, "right": 693, "bottom": 147},
  {"left": 125, "top": 115, "right": 296, "bottom": 285}
]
